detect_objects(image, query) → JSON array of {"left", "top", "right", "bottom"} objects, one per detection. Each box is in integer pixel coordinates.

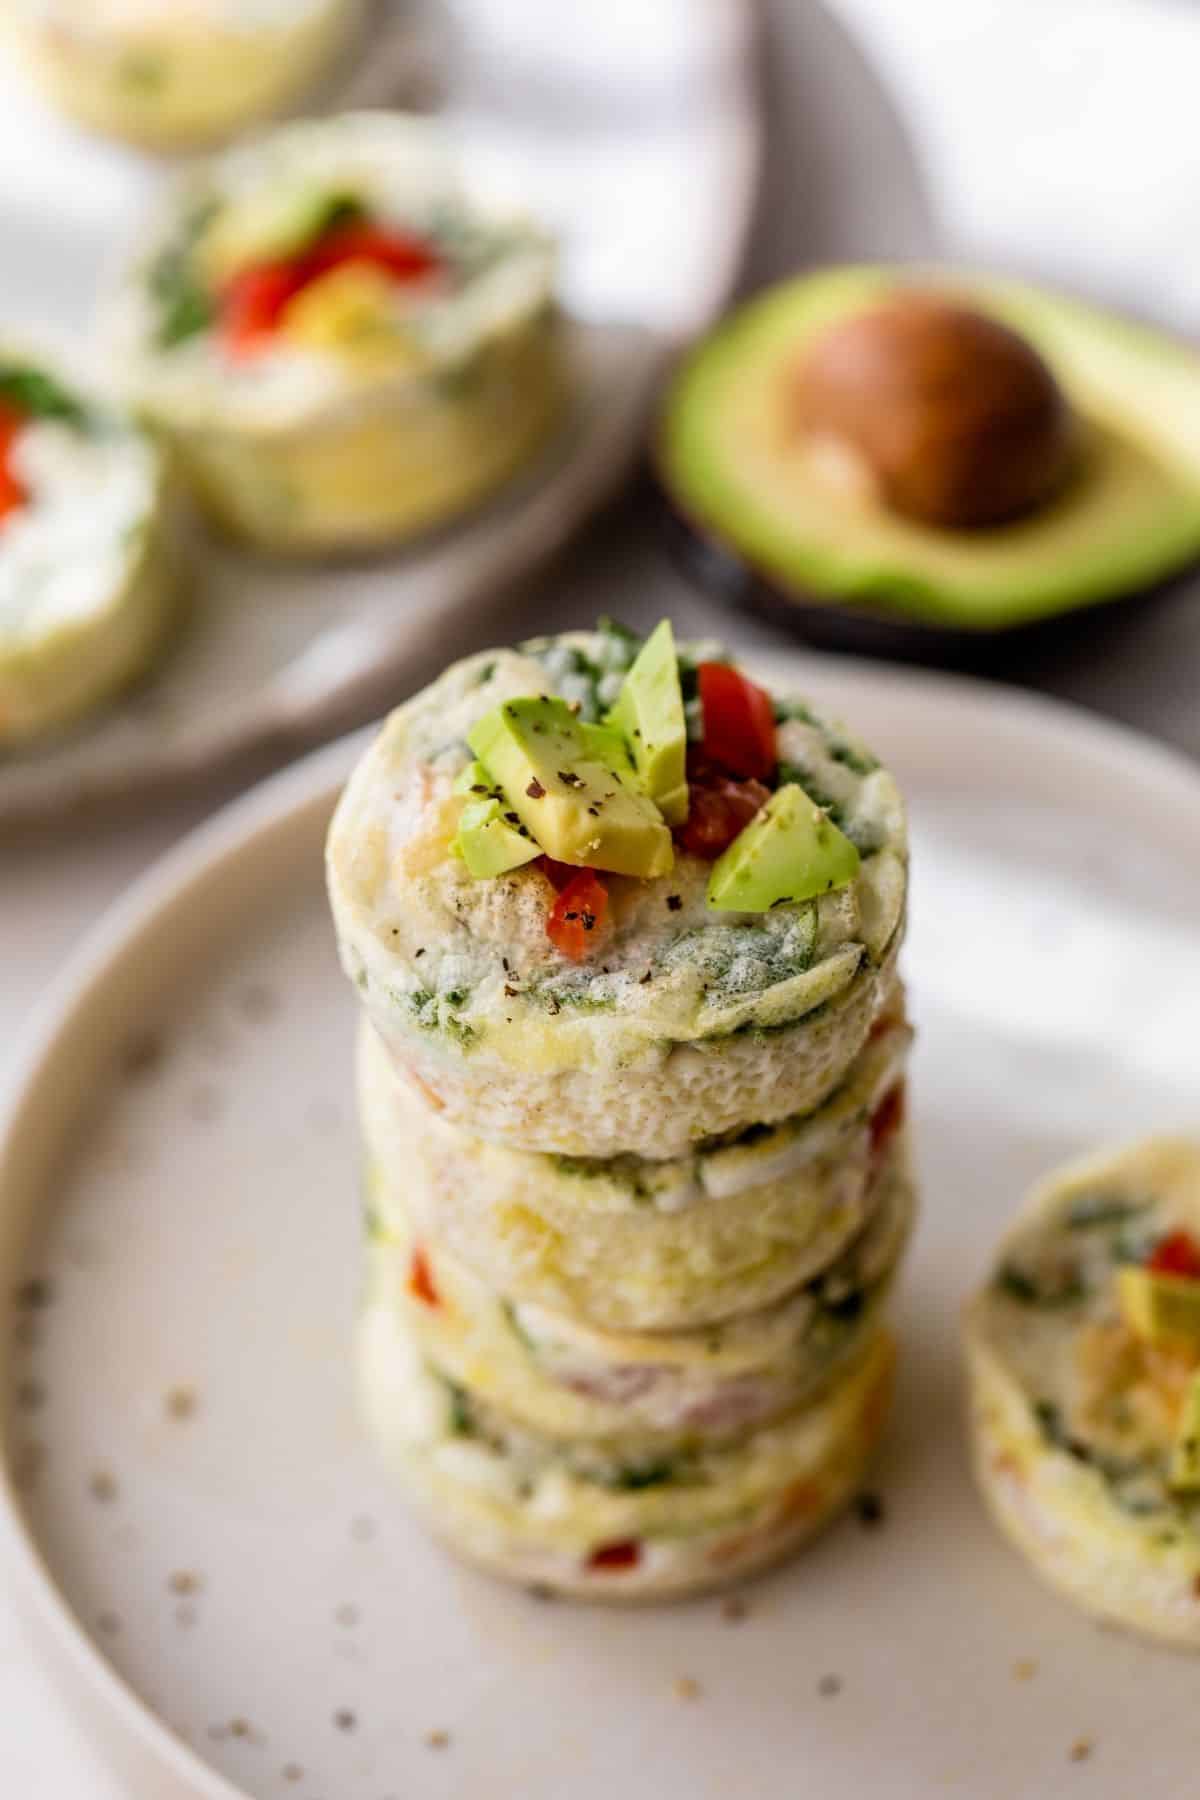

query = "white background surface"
[{"left": 6, "top": 0, "right": 1200, "bottom": 1791}]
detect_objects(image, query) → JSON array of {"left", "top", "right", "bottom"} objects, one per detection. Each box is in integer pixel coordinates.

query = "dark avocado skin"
[
  {"left": 658, "top": 492, "right": 1186, "bottom": 672},
  {"left": 655, "top": 267, "right": 1200, "bottom": 655}
]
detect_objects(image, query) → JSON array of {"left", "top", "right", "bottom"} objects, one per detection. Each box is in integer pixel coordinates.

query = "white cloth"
[{"left": 828, "top": 0, "right": 1200, "bottom": 331}]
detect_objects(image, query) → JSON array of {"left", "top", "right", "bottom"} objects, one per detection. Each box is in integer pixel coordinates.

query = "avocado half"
[{"left": 657, "top": 266, "right": 1200, "bottom": 639}]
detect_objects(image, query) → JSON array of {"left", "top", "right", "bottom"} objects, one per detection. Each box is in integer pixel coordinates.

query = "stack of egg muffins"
[{"left": 327, "top": 619, "right": 914, "bottom": 1600}]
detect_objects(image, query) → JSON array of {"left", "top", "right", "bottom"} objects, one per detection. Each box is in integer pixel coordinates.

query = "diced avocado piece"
[
  {"left": 468, "top": 697, "right": 674, "bottom": 879},
  {"left": 1170, "top": 1372, "right": 1200, "bottom": 1492},
  {"left": 455, "top": 796, "right": 541, "bottom": 878},
  {"left": 201, "top": 186, "right": 362, "bottom": 284},
  {"left": 280, "top": 265, "right": 418, "bottom": 370},
  {"left": 580, "top": 721, "right": 636, "bottom": 780},
  {"left": 453, "top": 759, "right": 497, "bottom": 797},
  {"left": 707, "top": 782, "right": 859, "bottom": 912},
  {"left": 605, "top": 620, "right": 689, "bottom": 826},
  {"left": 1118, "top": 1265, "right": 1200, "bottom": 1349}
]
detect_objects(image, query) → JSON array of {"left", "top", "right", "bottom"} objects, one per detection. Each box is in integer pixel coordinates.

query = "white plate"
[
  {"left": 0, "top": 0, "right": 760, "bottom": 826},
  {"left": 6, "top": 653, "right": 1200, "bottom": 1800}
]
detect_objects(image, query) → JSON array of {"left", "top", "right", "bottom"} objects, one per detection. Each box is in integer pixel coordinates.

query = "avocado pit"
[{"left": 795, "top": 293, "right": 1077, "bottom": 529}]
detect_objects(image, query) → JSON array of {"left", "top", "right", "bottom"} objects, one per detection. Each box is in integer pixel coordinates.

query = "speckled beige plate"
[
  {"left": 5, "top": 654, "right": 1200, "bottom": 1798},
  {"left": 0, "top": 0, "right": 760, "bottom": 826}
]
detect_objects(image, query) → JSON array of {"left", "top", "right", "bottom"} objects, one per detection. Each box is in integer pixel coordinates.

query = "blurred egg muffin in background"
[
  {"left": 108, "top": 112, "right": 566, "bottom": 553},
  {"left": 969, "top": 1139, "right": 1200, "bottom": 1648},
  {"left": 0, "top": 347, "right": 177, "bottom": 747},
  {"left": 4, "top": 0, "right": 362, "bottom": 149}
]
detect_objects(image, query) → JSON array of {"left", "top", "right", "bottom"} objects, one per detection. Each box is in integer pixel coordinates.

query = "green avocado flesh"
[
  {"left": 659, "top": 266, "right": 1200, "bottom": 629},
  {"left": 1118, "top": 1265, "right": 1200, "bottom": 1349},
  {"left": 605, "top": 619, "right": 689, "bottom": 825},
  {"left": 201, "top": 185, "right": 359, "bottom": 282},
  {"left": 468, "top": 696, "right": 674, "bottom": 878},
  {"left": 580, "top": 721, "right": 636, "bottom": 780},
  {"left": 707, "top": 783, "right": 859, "bottom": 912},
  {"left": 456, "top": 796, "right": 541, "bottom": 878}
]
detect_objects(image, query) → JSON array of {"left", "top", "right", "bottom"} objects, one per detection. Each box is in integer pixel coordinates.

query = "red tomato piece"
[
  {"left": 698, "top": 662, "right": 777, "bottom": 781},
  {"left": 220, "top": 262, "right": 306, "bottom": 355},
  {"left": 1148, "top": 1230, "right": 1200, "bottom": 1281},
  {"left": 537, "top": 856, "right": 580, "bottom": 892},
  {"left": 407, "top": 1247, "right": 440, "bottom": 1309},
  {"left": 0, "top": 467, "right": 25, "bottom": 519},
  {"left": 0, "top": 406, "right": 26, "bottom": 522},
  {"left": 547, "top": 870, "right": 608, "bottom": 961},
  {"left": 587, "top": 1539, "right": 640, "bottom": 1572},
  {"left": 0, "top": 400, "right": 27, "bottom": 519},
  {"left": 0, "top": 400, "right": 25, "bottom": 456},
  {"left": 218, "top": 223, "right": 441, "bottom": 356},
  {"left": 302, "top": 224, "right": 441, "bottom": 284},
  {"left": 675, "top": 773, "right": 769, "bottom": 860}
]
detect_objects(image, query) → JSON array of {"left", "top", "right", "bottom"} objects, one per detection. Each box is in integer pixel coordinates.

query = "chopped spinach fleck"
[
  {"left": 403, "top": 985, "right": 476, "bottom": 1048},
  {"left": 604, "top": 1459, "right": 676, "bottom": 1492},
  {"left": 995, "top": 1260, "right": 1087, "bottom": 1308},
  {"left": 551, "top": 1152, "right": 661, "bottom": 1203},
  {"left": 500, "top": 1299, "right": 536, "bottom": 1352},
  {"left": 535, "top": 984, "right": 617, "bottom": 1016},
  {"left": 657, "top": 916, "right": 817, "bottom": 1000},
  {"left": 776, "top": 760, "right": 846, "bottom": 822},
  {"left": 773, "top": 697, "right": 819, "bottom": 729},
  {"left": 148, "top": 198, "right": 220, "bottom": 349},
  {"left": 0, "top": 364, "right": 88, "bottom": 428},
  {"left": 1033, "top": 1398, "right": 1164, "bottom": 1501},
  {"left": 828, "top": 738, "right": 879, "bottom": 777},
  {"left": 445, "top": 1380, "right": 477, "bottom": 1438},
  {"left": 1111, "top": 1222, "right": 1162, "bottom": 1267},
  {"left": 594, "top": 616, "right": 641, "bottom": 653},
  {"left": 1065, "top": 1191, "right": 1147, "bottom": 1230},
  {"left": 523, "top": 621, "right": 642, "bottom": 720}
]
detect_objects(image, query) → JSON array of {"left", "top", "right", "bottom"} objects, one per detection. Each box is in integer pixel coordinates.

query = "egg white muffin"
[
  {"left": 365, "top": 1146, "right": 914, "bottom": 1454},
  {"left": 109, "top": 113, "right": 565, "bottom": 552},
  {"left": 329, "top": 627, "right": 907, "bottom": 1157},
  {"left": 0, "top": 349, "right": 176, "bottom": 745},
  {"left": 359, "top": 1314, "right": 894, "bottom": 1602},
  {"left": 967, "top": 1138, "right": 1200, "bottom": 1649},
  {"left": 7, "top": 0, "right": 360, "bottom": 149},
  {"left": 360, "top": 1007, "right": 911, "bottom": 1332}
]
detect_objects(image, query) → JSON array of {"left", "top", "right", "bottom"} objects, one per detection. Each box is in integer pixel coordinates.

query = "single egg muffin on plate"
[
  {"left": 0, "top": 347, "right": 176, "bottom": 747},
  {"left": 363, "top": 1142, "right": 915, "bottom": 1456},
  {"left": 968, "top": 1138, "right": 1200, "bottom": 1650},
  {"left": 108, "top": 113, "right": 566, "bottom": 553},
  {"left": 359, "top": 1007, "right": 912, "bottom": 1331},
  {"left": 5, "top": 0, "right": 361, "bottom": 149},
  {"left": 327, "top": 619, "right": 908, "bottom": 1157}
]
